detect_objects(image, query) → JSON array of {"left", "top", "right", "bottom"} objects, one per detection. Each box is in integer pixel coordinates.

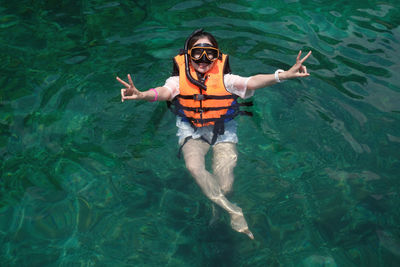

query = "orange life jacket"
[{"left": 173, "top": 53, "right": 238, "bottom": 128}]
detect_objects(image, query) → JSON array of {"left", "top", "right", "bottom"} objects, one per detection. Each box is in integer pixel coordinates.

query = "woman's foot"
[{"left": 230, "top": 209, "right": 254, "bottom": 240}]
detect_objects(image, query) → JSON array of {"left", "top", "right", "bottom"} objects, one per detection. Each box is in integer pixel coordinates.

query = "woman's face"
[{"left": 190, "top": 37, "right": 216, "bottom": 74}]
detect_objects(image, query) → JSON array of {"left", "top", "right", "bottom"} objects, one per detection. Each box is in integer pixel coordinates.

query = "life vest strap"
[
  {"left": 179, "top": 104, "right": 238, "bottom": 113},
  {"left": 185, "top": 110, "right": 238, "bottom": 124},
  {"left": 177, "top": 135, "right": 211, "bottom": 158},
  {"left": 211, "top": 121, "right": 224, "bottom": 145},
  {"left": 240, "top": 111, "right": 253, "bottom": 116},
  {"left": 178, "top": 94, "right": 235, "bottom": 100},
  {"left": 240, "top": 101, "right": 253, "bottom": 107}
]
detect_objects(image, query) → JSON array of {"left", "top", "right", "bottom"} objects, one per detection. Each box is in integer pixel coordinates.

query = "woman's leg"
[
  {"left": 212, "top": 142, "right": 253, "bottom": 238},
  {"left": 182, "top": 139, "right": 253, "bottom": 239},
  {"left": 212, "top": 142, "right": 237, "bottom": 195}
]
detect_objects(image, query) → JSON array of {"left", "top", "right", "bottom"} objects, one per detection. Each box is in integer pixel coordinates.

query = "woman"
[{"left": 117, "top": 29, "right": 311, "bottom": 240}]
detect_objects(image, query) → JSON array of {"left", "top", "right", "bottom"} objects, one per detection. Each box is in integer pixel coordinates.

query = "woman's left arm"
[{"left": 247, "top": 51, "right": 312, "bottom": 90}]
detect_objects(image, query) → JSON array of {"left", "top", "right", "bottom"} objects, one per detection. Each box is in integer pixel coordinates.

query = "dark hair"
[{"left": 187, "top": 31, "right": 219, "bottom": 49}]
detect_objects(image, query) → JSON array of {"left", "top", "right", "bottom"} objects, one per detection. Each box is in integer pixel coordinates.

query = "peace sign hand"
[
  {"left": 286, "top": 51, "right": 312, "bottom": 79},
  {"left": 116, "top": 74, "right": 144, "bottom": 102}
]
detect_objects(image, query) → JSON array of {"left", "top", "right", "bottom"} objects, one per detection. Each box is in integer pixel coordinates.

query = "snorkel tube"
[{"left": 184, "top": 28, "right": 207, "bottom": 90}]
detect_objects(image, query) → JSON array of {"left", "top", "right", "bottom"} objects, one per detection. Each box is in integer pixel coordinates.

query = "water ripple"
[{"left": 1, "top": 0, "right": 400, "bottom": 266}]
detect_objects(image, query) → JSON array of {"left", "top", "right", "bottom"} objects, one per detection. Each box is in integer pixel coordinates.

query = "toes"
[
  {"left": 230, "top": 212, "right": 254, "bottom": 239},
  {"left": 241, "top": 228, "right": 254, "bottom": 240}
]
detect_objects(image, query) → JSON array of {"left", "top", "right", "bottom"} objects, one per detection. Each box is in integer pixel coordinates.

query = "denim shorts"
[{"left": 176, "top": 117, "right": 238, "bottom": 145}]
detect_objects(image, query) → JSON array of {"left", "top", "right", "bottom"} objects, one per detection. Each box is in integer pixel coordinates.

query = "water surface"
[{"left": 1, "top": 0, "right": 400, "bottom": 266}]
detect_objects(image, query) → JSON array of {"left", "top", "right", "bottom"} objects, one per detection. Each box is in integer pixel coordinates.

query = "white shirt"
[{"left": 163, "top": 74, "right": 254, "bottom": 145}]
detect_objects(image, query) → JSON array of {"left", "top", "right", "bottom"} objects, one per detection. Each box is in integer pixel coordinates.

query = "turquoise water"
[{"left": 1, "top": 0, "right": 400, "bottom": 266}]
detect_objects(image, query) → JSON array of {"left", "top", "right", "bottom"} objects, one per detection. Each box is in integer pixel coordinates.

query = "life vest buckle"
[{"left": 193, "top": 94, "right": 205, "bottom": 101}]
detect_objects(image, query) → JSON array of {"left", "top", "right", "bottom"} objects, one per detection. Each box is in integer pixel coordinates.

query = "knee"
[
  {"left": 221, "top": 182, "right": 233, "bottom": 195},
  {"left": 213, "top": 143, "right": 238, "bottom": 168},
  {"left": 185, "top": 161, "right": 204, "bottom": 178},
  {"left": 229, "top": 154, "right": 238, "bottom": 167}
]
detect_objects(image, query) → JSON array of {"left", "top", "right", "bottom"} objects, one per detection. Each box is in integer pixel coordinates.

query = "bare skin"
[
  {"left": 116, "top": 74, "right": 171, "bottom": 102},
  {"left": 116, "top": 36, "right": 312, "bottom": 240},
  {"left": 247, "top": 50, "right": 312, "bottom": 90},
  {"left": 182, "top": 138, "right": 254, "bottom": 239}
]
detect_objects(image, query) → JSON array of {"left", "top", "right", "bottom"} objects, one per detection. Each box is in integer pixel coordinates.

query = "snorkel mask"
[{"left": 189, "top": 43, "right": 220, "bottom": 64}]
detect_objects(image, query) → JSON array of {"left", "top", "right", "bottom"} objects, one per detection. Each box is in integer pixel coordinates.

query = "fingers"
[
  {"left": 121, "top": 89, "right": 125, "bottom": 102},
  {"left": 116, "top": 76, "right": 130, "bottom": 88},
  {"left": 299, "top": 65, "right": 307, "bottom": 74},
  {"left": 293, "top": 50, "right": 311, "bottom": 78},
  {"left": 118, "top": 74, "right": 142, "bottom": 102},
  {"left": 296, "top": 50, "right": 302, "bottom": 63},
  {"left": 121, "top": 88, "right": 140, "bottom": 102},
  {"left": 296, "top": 50, "right": 312, "bottom": 64},
  {"left": 128, "top": 74, "right": 134, "bottom": 87},
  {"left": 300, "top": 51, "right": 312, "bottom": 64}
]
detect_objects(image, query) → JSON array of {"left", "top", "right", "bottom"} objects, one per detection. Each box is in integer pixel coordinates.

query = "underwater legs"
[
  {"left": 212, "top": 142, "right": 237, "bottom": 195},
  {"left": 182, "top": 138, "right": 253, "bottom": 239}
]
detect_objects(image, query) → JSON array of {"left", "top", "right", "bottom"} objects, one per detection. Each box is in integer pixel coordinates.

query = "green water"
[{"left": 1, "top": 0, "right": 400, "bottom": 266}]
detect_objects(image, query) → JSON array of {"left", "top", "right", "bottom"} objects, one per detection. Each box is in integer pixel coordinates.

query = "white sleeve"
[
  {"left": 163, "top": 76, "right": 180, "bottom": 100},
  {"left": 224, "top": 74, "right": 254, "bottom": 99}
]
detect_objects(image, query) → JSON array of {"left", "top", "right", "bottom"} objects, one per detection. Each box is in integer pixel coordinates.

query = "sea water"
[{"left": 1, "top": 0, "right": 399, "bottom": 266}]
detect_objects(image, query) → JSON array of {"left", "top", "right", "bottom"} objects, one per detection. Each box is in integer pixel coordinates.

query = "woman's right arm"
[{"left": 117, "top": 74, "right": 172, "bottom": 102}]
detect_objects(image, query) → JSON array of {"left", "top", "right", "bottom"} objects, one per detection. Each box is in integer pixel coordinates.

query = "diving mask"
[{"left": 189, "top": 43, "right": 220, "bottom": 64}]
